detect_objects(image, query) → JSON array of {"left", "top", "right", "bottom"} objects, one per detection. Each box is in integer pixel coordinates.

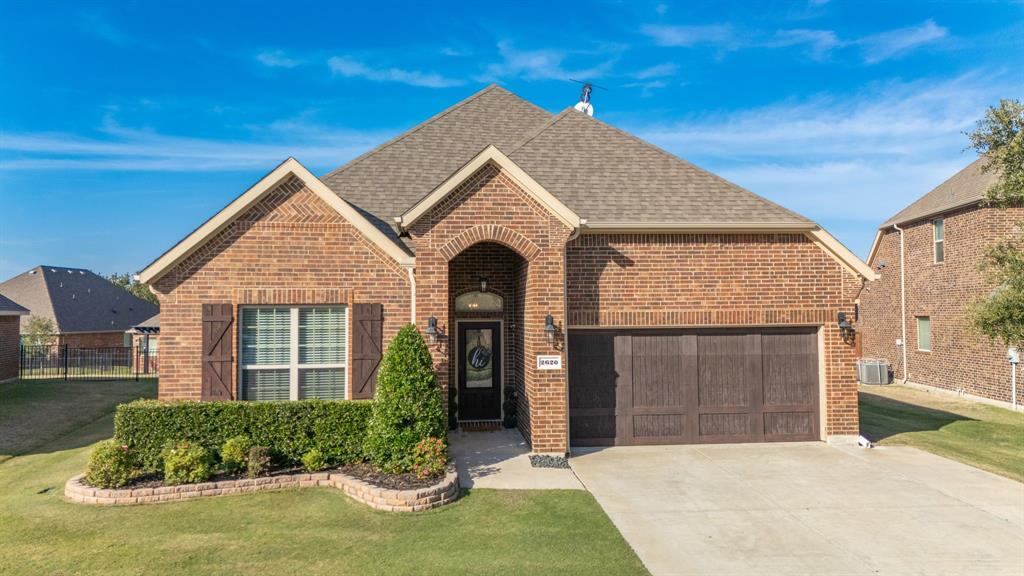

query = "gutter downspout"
[
  {"left": 893, "top": 224, "right": 909, "bottom": 383},
  {"left": 562, "top": 219, "right": 586, "bottom": 456},
  {"left": 405, "top": 266, "right": 416, "bottom": 325}
]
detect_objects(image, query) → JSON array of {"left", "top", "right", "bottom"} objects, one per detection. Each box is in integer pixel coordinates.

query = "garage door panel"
[
  {"left": 569, "top": 327, "right": 820, "bottom": 447},
  {"left": 698, "top": 333, "right": 761, "bottom": 410},
  {"left": 762, "top": 330, "right": 818, "bottom": 408},
  {"left": 764, "top": 411, "right": 816, "bottom": 437},
  {"left": 631, "top": 334, "right": 696, "bottom": 408}
]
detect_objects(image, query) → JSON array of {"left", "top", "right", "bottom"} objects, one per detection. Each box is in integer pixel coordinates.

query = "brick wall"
[
  {"left": 58, "top": 331, "right": 126, "bottom": 348},
  {"left": 409, "top": 162, "right": 571, "bottom": 452},
  {"left": 448, "top": 243, "right": 525, "bottom": 425},
  {"left": 151, "top": 175, "right": 411, "bottom": 400},
  {"left": 566, "top": 233, "right": 863, "bottom": 437},
  {"left": 861, "top": 205, "right": 1024, "bottom": 404},
  {"left": 0, "top": 316, "right": 20, "bottom": 382}
]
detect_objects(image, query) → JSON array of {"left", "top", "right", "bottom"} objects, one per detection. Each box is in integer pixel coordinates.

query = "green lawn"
[
  {"left": 0, "top": 378, "right": 157, "bottom": 463},
  {"left": 0, "top": 380, "right": 647, "bottom": 576},
  {"left": 859, "top": 384, "right": 1024, "bottom": 482}
]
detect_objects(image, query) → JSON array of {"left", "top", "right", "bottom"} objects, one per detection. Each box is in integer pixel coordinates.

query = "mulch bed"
[
  {"left": 336, "top": 462, "right": 442, "bottom": 490},
  {"left": 110, "top": 464, "right": 441, "bottom": 491}
]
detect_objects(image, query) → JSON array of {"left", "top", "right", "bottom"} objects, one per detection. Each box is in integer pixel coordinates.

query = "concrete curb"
[{"left": 65, "top": 465, "right": 460, "bottom": 512}]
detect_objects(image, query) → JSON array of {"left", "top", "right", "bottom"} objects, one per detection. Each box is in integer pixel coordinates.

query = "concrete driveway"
[{"left": 571, "top": 443, "right": 1024, "bottom": 576}]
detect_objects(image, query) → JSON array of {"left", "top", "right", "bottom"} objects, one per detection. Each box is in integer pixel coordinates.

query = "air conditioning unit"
[{"left": 858, "top": 359, "right": 892, "bottom": 385}]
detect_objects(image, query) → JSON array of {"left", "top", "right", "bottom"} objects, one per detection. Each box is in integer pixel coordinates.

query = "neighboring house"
[
  {"left": 0, "top": 266, "right": 159, "bottom": 347},
  {"left": 861, "top": 158, "right": 1024, "bottom": 406},
  {"left": 138, "top": 85, "right": 873, "bottom": 454},
  {"left": 127, "top": 313, "right": 160, "bottom": 374},
  {"left": 0, "top": 294, "right": 30, "bottom": 382}
]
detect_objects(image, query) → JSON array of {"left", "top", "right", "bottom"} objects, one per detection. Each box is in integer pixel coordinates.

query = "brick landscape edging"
[{"left": 65, "top": 466, "right": 459, "bottom": 512}]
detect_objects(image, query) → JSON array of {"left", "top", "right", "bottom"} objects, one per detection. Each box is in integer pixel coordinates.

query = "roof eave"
[{"left": 581, "top": 221, "right": 818, "bottom": 233}]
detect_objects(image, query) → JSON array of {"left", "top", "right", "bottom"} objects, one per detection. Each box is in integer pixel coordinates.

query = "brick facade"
[
  {"left": 861, "top": 205, "right": 1024, "bottom": 405},
  {"left": 57, "top": 331, "right": 126, "bottom": 348},
  {"left": 408, "top": 163, "right": 571, "bottom": 453},
  {"left": 151, "top": 175, "right": 411, "bottom": 400},
  {"left": 0, "top": 316, "right": 20, "bottom": 382},
  {"left": 566, "top": 233, "right": 863, "bottom": 437},
  {"left": 152, "top": 164, "right": 866, "bottom": 450}
]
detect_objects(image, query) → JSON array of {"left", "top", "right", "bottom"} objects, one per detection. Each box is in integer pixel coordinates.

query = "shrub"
[
  {"left": 301, "top": 448, "right": 329, "bottom": 472},
  {"left": 163, "top": 441, "right": 214, "bottom": 485},
  {"left": 365, "top": 324, "right": 446, "bottom": 474},
  {"left": 410, "top": 437, "right": 447, "bottom": 480},
  {"left": 115, "top": 399, "right": 373, "bottom": 473},
  {"left": 85, "top": 440, "right": 136, "bottom": 488},
  {"left": 246, "top": 446, "right": 272, "bottom": 479},
  {"left": 221, "top": 435, "right": 250, "bottom": 475}
]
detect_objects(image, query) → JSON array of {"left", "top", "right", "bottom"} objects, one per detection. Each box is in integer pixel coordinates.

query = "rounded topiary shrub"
[
  {"left": 163, "top": 441, "right": 214, "bottom": 486},
  {"left": 301, "top": 448, "right": 329, "bottom": 472},
  {"left": 364, "top": 324, "right": 446, "bottom": 474},
  {"left": 220, "top": 435, "right": 250, "bottom": 475},
  {"left": 85, "top": 440, "right": 136, "bottom": 489}
]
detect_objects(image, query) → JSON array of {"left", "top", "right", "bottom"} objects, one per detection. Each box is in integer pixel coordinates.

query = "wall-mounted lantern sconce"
[
  {"left": 544, "top": 314, "right": 556, "bottom": 345},
  {"left": 425, "top": 316, "right": 439, "bottom": 345},
  {"left": 838, "top": 312, "right": 855, "bottom": 341},
  {"left": 479, "top": 276, "right": 488, "bottom": 293}
]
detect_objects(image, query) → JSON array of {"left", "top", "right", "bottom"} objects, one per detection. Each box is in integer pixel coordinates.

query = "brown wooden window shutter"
[
  {"left": 201, "top": 303, "right": 234, "bottom": 401},
  {"left": 351, "top": 303, "right": 383, "bottom": 399}
]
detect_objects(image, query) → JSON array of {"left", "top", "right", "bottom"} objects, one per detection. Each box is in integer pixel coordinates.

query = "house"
[
  {"left": 127, "top": 313, "right": 160, "bottom": 374},
  {"left": 0, "top": 294, "right": 29, "bottom": 382},
  {"left": 0, "top": 266, "right": 159, "bottom": 348},
  {"left": 860, "top": 158, "right": 1024, "bottom": 406},
  {"left": 138, "top": 85, "right": 873, "bottom": 455}
]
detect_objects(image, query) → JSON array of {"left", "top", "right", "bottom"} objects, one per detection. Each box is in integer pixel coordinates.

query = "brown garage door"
[{"left": 568, "top": 327, "right": 820, "bottom": 446}]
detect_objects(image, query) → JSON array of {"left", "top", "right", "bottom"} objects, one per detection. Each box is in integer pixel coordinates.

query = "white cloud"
[
  {"left": 857, "top": 20, "right": 948, "bottom": 64},
  {"left": 642, "top": 19, "right": 947, "bottom": 63},
  {"left": 642, "top": 24, "right": 736, "bottom": 48},
  {"left": 627, "top": 71, "right": 1020, "bottom": 256},
  {"left": 631, "top": 62, "right": 678, "bottom": 79},
  {"left": 0, "top": 115, "right": 393, "bottom": 172},
  {"left": 477, "top": 41, "right": 616, "bottom": 82},
  {"left": 327, "top": 56, "right": 463, "bottom": 88},
  {"left": 256, "top": 50, "right": 301, "bottom": 68}
]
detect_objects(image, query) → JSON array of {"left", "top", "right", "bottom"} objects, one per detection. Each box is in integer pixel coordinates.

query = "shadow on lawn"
[{"left": 859, "top": 389, "right": 975, "bottom": 442}]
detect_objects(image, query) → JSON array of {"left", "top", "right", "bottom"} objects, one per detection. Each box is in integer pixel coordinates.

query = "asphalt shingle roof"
[
  {"left": 321, "top": 85, "right": 810, "bottom": 254},
  {"left": 0, "top": 266, "right": 159, "bottom": 333},
  {"left": 881, "top": 157, "right": 999, "bottom": 228},
  {"left": 508, "top": 109, "right": 809, "bottom": 225},
  {"left": 0, "top": 293, "right": 28, "bottom": 315}
]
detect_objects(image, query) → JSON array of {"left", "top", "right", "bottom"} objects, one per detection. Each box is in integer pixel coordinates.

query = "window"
[
  {"left": 916, "top": 316, "right": 931, "bottom": 351},
  {"left": 239, "top": 306, "right": 347, "bottom": 401},
  {"left": 933, "top": 218, "right": 944, "bottom": 263},
  {"left": 455, "top": 291, "right": 503, "bottom": 313}
]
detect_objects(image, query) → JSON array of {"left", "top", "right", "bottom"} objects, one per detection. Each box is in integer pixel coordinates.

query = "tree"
[
  {"left": 968, "top": 99, "right": 1024, "bottom": 346},
  {"left": 22, "top": 315, "right": 57, "bottom": 346},
  {"left": 107, "top": 272, "right": 158, "bottom": 307},
  {"left": 364, "top": 324, "right": 446, "bottom": 474}
]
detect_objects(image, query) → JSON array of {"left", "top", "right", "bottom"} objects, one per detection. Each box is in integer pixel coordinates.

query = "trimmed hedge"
[{"left": 115, "top": 399, "right": 374, "bottom": 473}]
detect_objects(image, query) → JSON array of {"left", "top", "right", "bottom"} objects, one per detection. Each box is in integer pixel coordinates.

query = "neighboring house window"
[
  {"left": 933, "top": 218, "right": 944, "bottom": 263},
  {"left": 239, "top": 306, "right": 347, "bottom": 401},
  {"left": 916, "top": 316, "right": 931, "bottom": 351}
]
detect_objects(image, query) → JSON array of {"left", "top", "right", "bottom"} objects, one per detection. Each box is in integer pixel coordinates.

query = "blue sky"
[{"left": 1, "top": 0, "right": 1022, "bottom": 280}]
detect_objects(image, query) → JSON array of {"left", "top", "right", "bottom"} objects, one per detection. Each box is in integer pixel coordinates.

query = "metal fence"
[{"left": 19, "top": 345, "right": 159, "bottom": 381}]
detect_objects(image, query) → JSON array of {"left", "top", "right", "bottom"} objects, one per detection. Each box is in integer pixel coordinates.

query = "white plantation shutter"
[
  {"left": 240, "top": 306, "right": 347, "bottom": 401},
  {"left": 299, "top": 307, "right": 346, "bottom": 364},
  {"left": 241, "top": 308, "right": 290, "bottom": 365}
]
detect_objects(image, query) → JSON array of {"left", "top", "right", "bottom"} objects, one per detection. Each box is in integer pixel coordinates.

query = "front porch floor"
[{"left": 449, "top": 429, "right": 583, "bottom": 490}]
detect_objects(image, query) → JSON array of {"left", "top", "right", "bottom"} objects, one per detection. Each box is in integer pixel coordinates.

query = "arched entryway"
[{"left": 447, "top": 242, "right": 527, "bottom": 430}]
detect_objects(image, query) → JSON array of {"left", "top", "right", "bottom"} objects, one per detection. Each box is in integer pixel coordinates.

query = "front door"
[{"left": 458, "top": 321, "right": 502, "bottom": 421}]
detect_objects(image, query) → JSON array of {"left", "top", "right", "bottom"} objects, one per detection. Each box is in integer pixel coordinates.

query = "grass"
[
  {"left": 0, "top": 378, "right": 157, "bottom": 462},
  {"left": 859, "top": 384, "right": 1024, "bottom": 482},
  {"left": 0, "top": 380, "right": 647, "bottom": 576}
]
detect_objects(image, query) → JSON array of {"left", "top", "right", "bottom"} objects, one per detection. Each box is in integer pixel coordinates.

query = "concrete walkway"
[
  {"left": 571, "top": 443, "right": 1024, "bottom": 576},
  {"left": 448, "top": 429, "right": 582, "bottom": 490}
]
